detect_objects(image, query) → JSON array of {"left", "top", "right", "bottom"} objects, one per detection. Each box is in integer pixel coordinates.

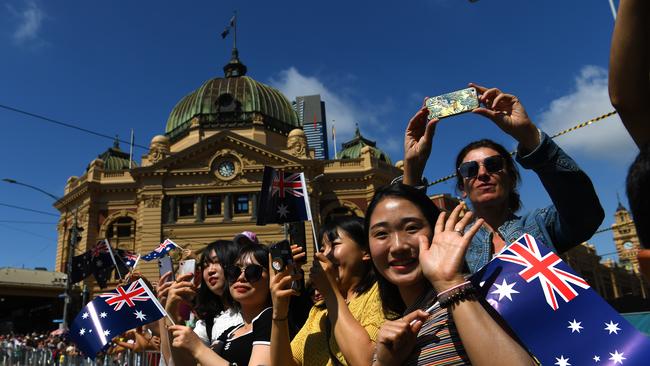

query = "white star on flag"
[
  {"left": 134, "top": 310, "right": 147, "bottom": 321},
  {"left": 277, "top": 203, "right": 289, "bottom": 218},
  {"left": 604, "top": 321, "right": 621, "bottom": 335},
  {"left": 554, "top": 355, "right": 571, "bottom": 366},
  {"left": 567, "top": 319, "right": 583, "bottom": 333},
  {"left": 79, "top": 328, "right": 86, "bottom": 336},
  {"left": 609, "top": 350, "right": 626, "bottom": 364},
  {"left": 100, "top": 312, "right": 107, "bottom": 318},
  {"left": 104, "top": 330, "right": 111, "bottom": 337},
  {"left": 491, "top": 278, "right": 520, "bottom": 301},
  {"left": 82, "top": 312, "right": 89, "bottom": 319},
  {"left": 96, "top": 260, "right": 103, "bottom": 267},
  {"left": 88, "top": 329, "right": 92, "bottom": 333},
  {"left": 593, "top": 355, "right": 600, "bottom": 362}
]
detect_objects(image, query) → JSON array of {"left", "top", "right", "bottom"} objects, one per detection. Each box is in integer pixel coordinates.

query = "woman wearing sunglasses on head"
[
  {"left": 401, "top": 84, "right": 604, "bottom": 272},
  {"left": 270, "top": 216, "right": 388, "bottom": 366},
  {"left": 168, "top": 243, "right": 273, "bottom": 366}
]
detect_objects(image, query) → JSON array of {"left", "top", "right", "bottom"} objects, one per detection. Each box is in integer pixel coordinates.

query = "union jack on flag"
[
  {"left": 69, "top": 279, "right": 167, "bottom": 359},
  {"left": 495, "top": 233, "right": 590, "bottom": 311},
  {"left": 91, "top": 240, "right": 110, "bottom": 257},
  {"left": 257, "top": 166, "right": 312, "bottom": 225},
  {"left": 98, "top": 279, "right": 150, "bottom": 311},
  {"left": 470, "top": 233, "right": 650, "bottom": 366},
  {"left": 141, "top": 239, "right": 179, "bottom": 261},
  {"left": 272, "top": 172, "right": 305, "bottom": 198}
]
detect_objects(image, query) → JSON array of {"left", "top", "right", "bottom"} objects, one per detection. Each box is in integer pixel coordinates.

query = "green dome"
[
  {"left": 165, "top": 51, "right": 300, "bottom": 140},
  {"left": 337, "top": 127, "right": 392, "bottom": 164},
  {"left": 92, "top": 140, "right": 138, "bottom": 171}
]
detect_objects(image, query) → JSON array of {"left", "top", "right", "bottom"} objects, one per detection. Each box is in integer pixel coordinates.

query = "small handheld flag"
[
  {"left": 471, "top": 233, "right": 650, "bottom": 365},
  {"left": 141, "top": 239, "right": 179, "bottom": 261},
  {"left": 69, "top": 279, "right": 167, "bottom": 359},
  {"left": 257, "top": 166, "right": 312, "bottom": 225}
]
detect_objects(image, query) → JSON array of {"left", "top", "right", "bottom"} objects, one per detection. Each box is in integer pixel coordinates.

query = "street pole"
[
  {"left": 61, "top": 210, "right": 78, "bottom": 330},
  {"left": 2, "top": 178, "right": 77, "bottom": 331}
]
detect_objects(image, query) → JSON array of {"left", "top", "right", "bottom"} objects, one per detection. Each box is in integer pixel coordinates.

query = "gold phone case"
[{"left": 425, "top": 87, "right": 479, "bottom": 119}]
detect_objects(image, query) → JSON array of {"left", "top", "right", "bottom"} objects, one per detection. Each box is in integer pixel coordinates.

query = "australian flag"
[
  {"left": 257, "top": 166, "right": 312, "bottom": 225},
  {"left": 69, "top": 279, "right": 167, "bottom": 359},
  {"left": 70, "top": 241, "right": 116, "bottom": 288},
  {"left": 113, "top": 249, "right": 139, "bottom": 279},
  {"left": 141, "top": 239, "right": 178, "bottom": 261},
  {"left": 471, "top": 233, "right": 650, "bottom": 365}
]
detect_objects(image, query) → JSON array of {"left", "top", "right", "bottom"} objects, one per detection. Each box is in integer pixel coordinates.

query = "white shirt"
[{"left": 193, "top": 308, "right": 243, "bottom": 346}]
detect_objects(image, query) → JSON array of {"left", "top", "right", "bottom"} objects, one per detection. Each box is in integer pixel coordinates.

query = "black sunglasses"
[
  {"left": 458, "top": 155, "right": 505, "bottom": 179},
  {"left": 225, "top": 264, "right": 265, "bottom": 283}
]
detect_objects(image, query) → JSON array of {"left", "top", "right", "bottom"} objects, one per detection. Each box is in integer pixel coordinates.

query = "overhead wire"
[{"left": 0, "top": 103, "right": 149, "bottom": 150}]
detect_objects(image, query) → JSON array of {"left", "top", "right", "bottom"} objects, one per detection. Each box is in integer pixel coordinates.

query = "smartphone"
[
  {"left": 425, "top": 87, "right": 479, "bottom": 119},
  {"left": 270, "top": 240, "right": 293, "bottom": 272},
  {"left": 177, "top": 259, "right": 196, "bottom": 278},
  {"left": 158, "top": 256, "right": 175, "bottom": 283}
]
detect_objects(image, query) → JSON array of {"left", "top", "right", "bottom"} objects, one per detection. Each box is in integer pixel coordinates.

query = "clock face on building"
[
  {"left": 623, "top": 241, "right": 634, "bottom": 250},
  {"left": 217, "top": 160, "right": 236, "bottom": 178}
]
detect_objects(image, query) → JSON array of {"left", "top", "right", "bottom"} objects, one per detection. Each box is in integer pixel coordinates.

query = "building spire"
[
  {"left": 222, "top": 11, "right": 247, "bottom": 78},
  {"left": 616, "top": 192, "right": 626, "bottom": 212}
]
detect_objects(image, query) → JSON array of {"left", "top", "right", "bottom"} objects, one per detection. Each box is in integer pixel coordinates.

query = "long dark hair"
[
  {"left": 319, "top": 215, "right": 375, "bottom": 296},
  {"left": 365, "top": 183, "right": 441, "bottom": 316},
  {"left": 455, "top": 139, "right": 522, "bottom": 212},
  {"left": 195, "top": 239, "right": 239, "bottom": 321}
]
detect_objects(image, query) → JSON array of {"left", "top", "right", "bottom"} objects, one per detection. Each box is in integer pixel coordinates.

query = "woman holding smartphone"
[
  {"left": 367, "top": 183, "right": 535, "bottom": 365},
  {"left": 158, "top": 239, "right": 241, "bottom": 365},
  {"left": 401, "top": 84, "right": 603, "bottom": 272},
  {"left": 168, "top": 243, "right": 273, "bottom": 366},
  {"left": 270, "top": 216, "right": 387, "bottom": 366}
]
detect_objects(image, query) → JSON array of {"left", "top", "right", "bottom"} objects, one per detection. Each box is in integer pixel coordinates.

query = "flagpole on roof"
[
  {"left": 233, "top": 11, "right": 237, "bottom": 50},
  {"left": 128, "top": 129, "right": 134, "bottom": 169}
]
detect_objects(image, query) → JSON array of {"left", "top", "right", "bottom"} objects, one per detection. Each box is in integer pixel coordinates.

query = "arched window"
[{"left": 106, "top": 217, "right": 136, "bottom": 251}]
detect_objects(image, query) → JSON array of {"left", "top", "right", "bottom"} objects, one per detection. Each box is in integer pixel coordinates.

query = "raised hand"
[
  {"left": 269, "top": 248, "right": 304, "bottom": 320},
  {"left": 165, "top": 273, "right": 197, "bottom": 320},
  {"left": 403, "top": 102, "right": 439, "bottom": 185},
  {"left": 156, "top": 271, "right": 173, "bottom": 307},
  {"left": 373, "top": 310, "right": 429, "bottom": 366},
  {"left": 419, "top": 204, "right": 484, "bottom": 292},
  {"left": 309, "top": 252, "right": 339, "bottom": 299},
  {"left": 168, "top": 325, "right": 204, "bottom": 358},
  {"left": 470, "top": 83, "right": 540, "bottom": 151}
]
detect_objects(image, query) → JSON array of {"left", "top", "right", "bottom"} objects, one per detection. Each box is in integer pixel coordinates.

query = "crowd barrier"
[{"left": 0, "top": 345, "right": 161, "bottom": 366}]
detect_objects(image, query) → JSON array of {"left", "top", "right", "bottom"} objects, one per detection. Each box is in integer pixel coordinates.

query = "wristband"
[{"left": 438, "top": 281, "right": 477, "bottom": 308}]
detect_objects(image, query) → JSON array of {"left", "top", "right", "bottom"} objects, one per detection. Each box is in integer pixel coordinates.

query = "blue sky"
[{"left": 0, "top": 0, "right": 637, "bottom": 270}]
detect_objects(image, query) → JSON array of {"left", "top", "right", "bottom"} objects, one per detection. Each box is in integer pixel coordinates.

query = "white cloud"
[
  {"left": 269, "top": 67, "right": 398, "bottom": 157},
  {"left": 7, "top": 1, "right": 45, "bottom": 45},
  {"left": 537, "top": 65, "right": 637, "bottom": 163}
]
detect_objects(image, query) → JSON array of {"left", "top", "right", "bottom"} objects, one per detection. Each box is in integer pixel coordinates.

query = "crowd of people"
[
  {"left": 3, "top": 0, "right": 648, "bottom": 364},
  {"left": 147, "top": 88, "right": 610, "bottom": 365}
]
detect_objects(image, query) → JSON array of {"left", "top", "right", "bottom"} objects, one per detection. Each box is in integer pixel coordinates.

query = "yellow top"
[{"left": 290, "top": 282, "right": 385, "bottom": 366}]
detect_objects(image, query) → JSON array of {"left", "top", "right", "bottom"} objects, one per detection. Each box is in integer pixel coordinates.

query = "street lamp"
[{"left": 2, "top": 178, "right": 79, "bottom": 331}]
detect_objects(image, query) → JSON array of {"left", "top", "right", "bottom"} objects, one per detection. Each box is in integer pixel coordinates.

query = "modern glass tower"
[{"left": 293, "top": 95, "right": 328, "bottom": 160}]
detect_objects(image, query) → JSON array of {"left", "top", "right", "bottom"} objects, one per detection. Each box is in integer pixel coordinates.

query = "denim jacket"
[{"left": 465, "top": 131, "right": 605, "bottom": 274}]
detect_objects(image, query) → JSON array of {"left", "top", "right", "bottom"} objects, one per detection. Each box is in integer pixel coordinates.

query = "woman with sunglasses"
[
  {"left": 402, "top": 83, "right": 604, "bottom": 272},
  {"left": 270, "top": 216, "right": 387, "bottom": 366},
  {"left": 169, "top": 243, "right": 273, "bottom": 366},
  {"left": 367, "top": 183, "right": 535, "bottom": 365}
]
